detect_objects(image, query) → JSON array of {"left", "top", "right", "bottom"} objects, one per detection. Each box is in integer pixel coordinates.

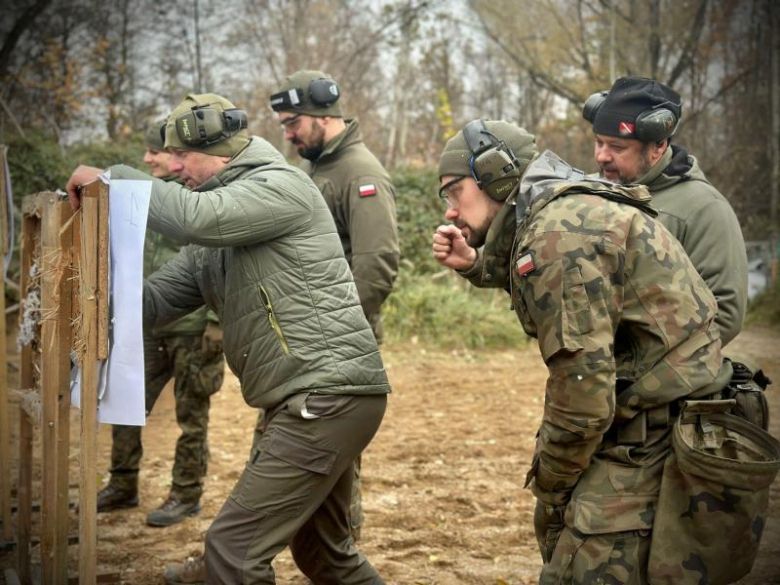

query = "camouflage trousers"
[
  {"left": 540, "top": 526, "right": 651, "bottom": 584},
  {"left": 109, "top": 333, "right": 224, "bottom": 502},
  {"left": 536, "top": 428, "right": 671, "bottom": 585}
]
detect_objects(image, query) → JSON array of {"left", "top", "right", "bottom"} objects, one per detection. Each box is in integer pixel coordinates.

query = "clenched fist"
[{"left": 431, "top": 224, "right": 477, "bottom": 271}]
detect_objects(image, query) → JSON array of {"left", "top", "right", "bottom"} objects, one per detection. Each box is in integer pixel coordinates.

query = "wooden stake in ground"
[
  {"left": 0, "top": 144, "right": 11, "bottom": 544},
  {"left": 77, "top": 181, "right": 108, "bottom": 584},
  {"left": 16, "top": 198, "right": 40, "bottom": 584},
  {"left": 40, "top": 194, "right": 73, "bottom": 584}
]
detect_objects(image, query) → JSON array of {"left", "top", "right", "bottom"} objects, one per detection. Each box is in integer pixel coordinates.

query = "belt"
[{"left": 612, "top": 402, "right": 680, "bottom": 446}]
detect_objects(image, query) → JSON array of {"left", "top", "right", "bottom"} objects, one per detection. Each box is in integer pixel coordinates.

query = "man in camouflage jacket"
[
  {"left": 95, "top": 121, "right": 226, "bottom": 528},
  {"left": 67, "top": 93, "right": 389, "bottom": 585},
  {"left": 432, "top": 121, "right": 722, "bottom": 583},
  {"left": 271, "top": 70, "right": 400, "bottom": 540}
]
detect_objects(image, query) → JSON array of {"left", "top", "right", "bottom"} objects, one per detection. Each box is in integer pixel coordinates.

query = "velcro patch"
[
  {"left": 516, "top": 252, "right": 535, "bottom": 276},
  {"left": 359, "top": 184, "right": 376, "bottom": 197}
]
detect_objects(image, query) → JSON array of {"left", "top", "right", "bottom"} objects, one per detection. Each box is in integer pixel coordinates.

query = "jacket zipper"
[{"left": 258, "top": 285, "right": 291, "bottom": 355}]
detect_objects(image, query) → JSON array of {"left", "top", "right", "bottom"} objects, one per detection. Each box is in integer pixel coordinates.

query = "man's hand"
[
  {"left": 432, "top": 224, "right": 477, "bottom": 271},
  {"left": 533, "top": 500, "right": 566, "bottom": 564},
  {"left": 65, "top": 165, "right": 105, "bottom": 211},
  {"left": 201, "top": 322, "right": 223, "bottom": 359}
]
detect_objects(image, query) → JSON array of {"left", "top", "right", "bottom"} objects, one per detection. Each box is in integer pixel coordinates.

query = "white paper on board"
[{"left": 70, "top": 177, "right": 151, "bottom": 426}]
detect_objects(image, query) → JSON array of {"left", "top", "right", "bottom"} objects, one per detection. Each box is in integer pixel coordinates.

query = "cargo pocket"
[
  {"left": 562, "top": 266, "right": 594, "bottom": 341},
  {"left": 572, "top": 494, "right": 656, "bottom": 535},
  {"left": 532, "top": 265, "right": 594, "bottom": 361},
  {"left": 230, "top": 427, "right": 337, "bottom": 517},
  {"left": 541, "top": 495, "right": 655, "bottom": 585},
  {"left": 648, "top": 401, "right": 780, "bottom": 585}
]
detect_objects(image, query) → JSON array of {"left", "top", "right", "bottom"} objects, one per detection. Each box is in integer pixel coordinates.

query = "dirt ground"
[{"left": 2, "top": 325, "right": 780, "bottom": 584}]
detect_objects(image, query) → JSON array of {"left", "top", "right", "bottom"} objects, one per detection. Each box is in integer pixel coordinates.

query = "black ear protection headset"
[
  {"left": 582, "top": 91, "right": 680, "bottom": 144},
  {"left": 269, "top": 78, "right": 340, "bottom": 111},
  {"left": 463, "top": 120, "right": 523, "bottom": 201},
  {"left": 161, "top": 104, "right": 248, "bottom": 147}
]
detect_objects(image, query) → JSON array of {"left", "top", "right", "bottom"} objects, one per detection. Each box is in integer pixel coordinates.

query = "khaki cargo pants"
[
  {"left": 204, "top": 393, "right": 386, "bottom": 584},
  {"left": 109, "top": 333, "right": 224, "bottom": 501}
]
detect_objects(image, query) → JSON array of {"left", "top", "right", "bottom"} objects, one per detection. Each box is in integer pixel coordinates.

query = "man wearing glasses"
[
  {"left": 270, "top": 70, "right": 399, "bottom": 541},
  {"left": 270, "top": 70, "right": 399, "bottom": 346}
]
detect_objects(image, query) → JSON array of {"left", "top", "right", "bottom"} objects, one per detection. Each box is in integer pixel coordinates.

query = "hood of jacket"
[
  {"left": 474, "top": 150, "right": 655, "bottom": 286},
  {"left": 638, "top": 144, "right": 709, "bottom": 192},
  {"left": 197, "top": 136, "right": 288, "bottom": 191},
  {"left": 517, "top": 150, "right": 656, "bottom": 226}
]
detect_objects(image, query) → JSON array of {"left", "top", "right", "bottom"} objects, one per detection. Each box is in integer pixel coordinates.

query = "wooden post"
[
  {"left": 56, "top": 202, "right": 75, "bottom": 578},
  {"left": 0, "top": 144, "right": 11, "bottom": 544},
  {"left": 39, "top": 194, "right": 73, "bottom": 584},
  {"left": 78, "top": 181, "right": 105, "bottom": 584},
  {"left": 16, "top": 201, "right": 38, "bottom": 584}
]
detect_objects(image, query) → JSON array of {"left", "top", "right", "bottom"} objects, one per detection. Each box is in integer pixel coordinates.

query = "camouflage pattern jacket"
[
  {"left": 301, "top": 119, "right": 399, "bottom": 340},
  {"left": 637, "top": 145, "right": 748, "bottom": 346},
  {"left": 486, "top": 152, "right": 723, "bottom": 532}
]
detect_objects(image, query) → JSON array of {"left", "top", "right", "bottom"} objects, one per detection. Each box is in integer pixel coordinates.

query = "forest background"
[{"left": 2, "top": 0, "right": 779, "bottom": 345}]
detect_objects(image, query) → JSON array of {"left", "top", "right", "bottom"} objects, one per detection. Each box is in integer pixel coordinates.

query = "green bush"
[
  {"left": 391, "top": 165, "right": 446, "bottom": 274},
  {"left": 6, "top": 132, "right": 146, "bottom": 206},
  {"left": 6, "top": 133, "right": 70, "bottom": 201},
  {"left": 383, "top": 271, "right": 528, "bottom": 350}
]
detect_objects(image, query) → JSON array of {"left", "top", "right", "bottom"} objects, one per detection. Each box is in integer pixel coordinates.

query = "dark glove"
[
  {"left": 534, "top": 500, "right": 566, "bottom": 564},
  {"left": 201, "top": 322, "right": 223, "bottom": 359}
]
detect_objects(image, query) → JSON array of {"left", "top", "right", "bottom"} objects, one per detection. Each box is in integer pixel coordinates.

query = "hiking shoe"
[
  {"left": 146, "top": 497, "right": 201, "bottom": 527},
  {"left": 164, "top": 555, "right": 205, "bottom": 584},
  {"left": 95, "top": 484, "right": 139, "bottom": 513}
]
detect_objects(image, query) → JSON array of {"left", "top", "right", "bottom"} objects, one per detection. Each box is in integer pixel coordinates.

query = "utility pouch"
[
  {"left": 722, "top": 358, "right": 771, "bottom": 431},
  {"left": 648, "top": 399, "right": 780, "bottom": 584}
]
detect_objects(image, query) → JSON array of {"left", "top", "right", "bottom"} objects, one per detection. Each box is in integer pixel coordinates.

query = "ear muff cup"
[
  {"left": 582, "top": 91, "right": 608, "bottom": 124},
  {"left": 463, "top": 120, "right": 522, "bottom": 201},
  {"left": 308, "top": 79, "right": 340, "bottom": 107},
  {"left": 634, "top": 107, "right": 679, "bottom": 143}
]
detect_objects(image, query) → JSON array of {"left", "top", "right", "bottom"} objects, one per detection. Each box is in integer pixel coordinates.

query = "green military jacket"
[
  {"left": 483, "top": 152, "right": 722, "bottom": 530},
  {"left": 637, "top": 146, "right": 748, "bottom": 346},
  {"left": 144, "top": 175, "right": 215, "bottom": 338},
  {"left": 300, "top": 119, "right": 399, "bottom": 338},
  {"left": 109, "top": 137, "right": 390, "bottom": 410}
]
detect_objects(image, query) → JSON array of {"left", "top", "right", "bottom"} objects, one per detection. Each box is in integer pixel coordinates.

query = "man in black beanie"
[{"left": 583, "top": 76, "right": 748, "bottom": 347}]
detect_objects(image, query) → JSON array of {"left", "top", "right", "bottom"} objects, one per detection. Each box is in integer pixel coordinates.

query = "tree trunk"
[{"left": 770, "top": 0, "right": 780, "bottom": 281}]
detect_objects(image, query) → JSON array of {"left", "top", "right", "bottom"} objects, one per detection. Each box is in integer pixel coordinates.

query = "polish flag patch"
[
  {"left": 359, "top": 184, "right": 376, "bottom": 197},
  {"left": 516, "top": 252, "right": 535, "bottom": 276},
  {"left": 618, "top": 121, "right": 635, "bottom": 136}
]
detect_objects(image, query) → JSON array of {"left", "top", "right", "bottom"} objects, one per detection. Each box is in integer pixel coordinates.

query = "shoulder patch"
[
  {"left": 358, "top": 184, "right": 376, "bottom": 197},
  {"left": 516, "top": 252, "right": 535, "bottom": 276}
]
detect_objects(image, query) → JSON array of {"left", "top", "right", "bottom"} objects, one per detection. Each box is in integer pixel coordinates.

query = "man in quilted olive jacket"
[{"left": 67, "top": 93, "right": 390, "bottom": 585}]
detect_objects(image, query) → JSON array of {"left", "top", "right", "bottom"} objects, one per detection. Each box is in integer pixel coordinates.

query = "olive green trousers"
[{"left": 204, "top": 393, "right": 386, "bottom": 584}]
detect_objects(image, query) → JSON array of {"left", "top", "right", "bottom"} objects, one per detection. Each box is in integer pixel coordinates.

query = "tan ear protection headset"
[
  {"left": 162, "top": 104, "right": 248, "bottom": 147},
  {"left": 463, "top": 119, "right": 523, "bottom": 201}
]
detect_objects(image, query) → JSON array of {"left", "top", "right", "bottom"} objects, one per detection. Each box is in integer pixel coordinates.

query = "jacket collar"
[
  {"left": 196, "top": 137, "right": 281, "bottom": 191},
  {"left": 516, "top": 150, "right": 655, "bottom": 227},
  {"left": 638, "top": 144, "right": 700, "bottom": 192},
  {"left": 317, "top": 118, "right": 361, "bottom": 161},
  {"left": 477, "top": 150, "right": 656, "bottom": 273}
]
